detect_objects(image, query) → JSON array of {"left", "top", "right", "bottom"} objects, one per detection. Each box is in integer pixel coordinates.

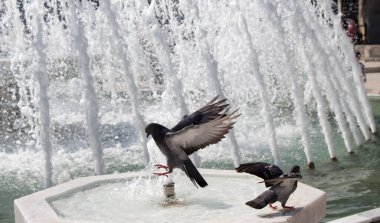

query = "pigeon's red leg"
[
  {"left": 153, "top": 172, "right": 170, "bottom": 177},
  {"left": 269, "top": 203, "right": 278, "bottom": 210},
  {"left": 283, "top": 205, "right": 295, "bottom": 210},
  {"left": 154, "top": 164, "right": 168, "bottom": 170}
]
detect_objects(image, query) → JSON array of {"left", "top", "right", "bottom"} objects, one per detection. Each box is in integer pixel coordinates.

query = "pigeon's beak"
[
  {"left": 146, "top": 133, "right": 151, "bottom": 139},
  {"left": 296, "top": 173, "right": 302, "bottom": 179}
]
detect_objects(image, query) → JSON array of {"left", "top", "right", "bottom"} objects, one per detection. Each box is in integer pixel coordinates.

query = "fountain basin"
[{"left": 14, "top": 169, "right": 326, "bottom": 223}]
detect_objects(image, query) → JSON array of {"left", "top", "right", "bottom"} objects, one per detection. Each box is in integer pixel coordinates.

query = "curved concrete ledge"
[
  {"left": 327, "top": 207, "right": 380, "bottom": 223},
  {"left": 14, "top": 169, "right": 326, "bottom": 223}
]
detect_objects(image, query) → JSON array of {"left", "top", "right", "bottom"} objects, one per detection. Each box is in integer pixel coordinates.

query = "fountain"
[
  {"left": 0, "top": 0, "right": 378, "bottom": 222},
  {"left": 14, "top": 169, "right": 326, "bottom": 223}
]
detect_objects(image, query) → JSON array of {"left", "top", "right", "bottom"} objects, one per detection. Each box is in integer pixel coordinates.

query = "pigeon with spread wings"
[
  {"left": 236, "top": 162, "right": 302, "bottom": 210},
  {"left": 145, "top": 96, "right": 240, "bottom": 188}
]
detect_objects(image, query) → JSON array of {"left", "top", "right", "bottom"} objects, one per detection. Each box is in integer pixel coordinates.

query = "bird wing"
[
  {"left": 259, "top": 175, "right": 299, "bottom": 186},
  {"left": 235, "top": 162, "right": 283, "bottom": 187},
  {"left": 165, "top": 110, "right": 239, "bottom": 156},
  {"left": 170, "top": 96, "right": 230, "bottom": 132},
  {"left": 245, "top": 190, "right": 277, "bottom": 209}
]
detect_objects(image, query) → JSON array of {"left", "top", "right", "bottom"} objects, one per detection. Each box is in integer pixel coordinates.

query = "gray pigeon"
[
  {"left": 145, "top": 96, "right": 239, "bottom": 188},
  {"left": 236, "top": 162, "right": 302, "bottom": 210}
]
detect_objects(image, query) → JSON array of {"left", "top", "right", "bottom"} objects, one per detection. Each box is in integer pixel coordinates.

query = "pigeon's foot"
[
  {"left": 283, "top": 205, "right": 295, "bottom": 211},
  {"left": 153, "top": 172, "right": 170, "bottom": 177},
  {"left": 269, "top": 203, "right": 278, "bottom": 210},
  {"left": 154, "top": 164, "right": 169, "bottom": 170}
]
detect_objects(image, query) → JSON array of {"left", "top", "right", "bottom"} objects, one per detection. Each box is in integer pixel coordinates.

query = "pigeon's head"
[
  {"left": 290, "top": 165, "right": 301, "bottom": 173},
  {"left": 145, "top": 123, "right": 165, "bottom": 138},
  {"left": 289, "top": 165, "right": 302, "bottom": 179},
  {"left": 145, "top": 123, "right": 154, "bottom": 138}
]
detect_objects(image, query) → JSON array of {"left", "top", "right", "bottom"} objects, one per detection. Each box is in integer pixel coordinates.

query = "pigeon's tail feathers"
[
  {"left": 182, "top": 159, "right": 208, "bottom": 188},
  {"left": 245, "top": 190, "right": 277, "bottom": 209}
]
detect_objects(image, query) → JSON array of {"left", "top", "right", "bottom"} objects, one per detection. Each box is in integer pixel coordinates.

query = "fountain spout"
[{"left": 163, "top": 182, "right": 175, "bottom": 199}]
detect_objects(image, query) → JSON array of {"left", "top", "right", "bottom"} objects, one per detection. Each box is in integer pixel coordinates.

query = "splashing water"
[
  {"left": 49, "top": 174, "right": 265, "bottom": 223},
  {"left": 0, "top": 0, "right": 376, "bottom": 195}
]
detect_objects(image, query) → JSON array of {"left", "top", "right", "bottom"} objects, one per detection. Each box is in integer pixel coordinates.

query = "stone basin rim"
[{"left": 14, "top": 168, "right": 327, "bottom": 223}]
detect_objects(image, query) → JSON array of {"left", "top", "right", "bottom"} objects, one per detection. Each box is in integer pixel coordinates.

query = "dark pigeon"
[
  {"left": 145, "top": 96, "right": 240, "bottom": 188},
  {"left": 236, "top": 162, "right": 302, "bottom": 210}
]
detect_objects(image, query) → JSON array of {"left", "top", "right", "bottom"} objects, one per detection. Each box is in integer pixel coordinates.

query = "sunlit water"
[{"left": 0, "top": 0, "right": 379, "bottom": 222}]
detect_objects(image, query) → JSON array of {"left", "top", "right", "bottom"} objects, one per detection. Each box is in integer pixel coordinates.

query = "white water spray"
[
  {"left": 178, "top": 0, "right": 242, "bottom": 167},
  {"left": 32, "top": 6, "right": 53, "bottom": 187},
  {"left": 299, "top": 0, "right": 371, "bottom": 141},
  {"left": 268, "top": 0, "right": 337, "bottom": 162},
  {"left": 236, "top": 8, "right": 281, "bottom": 165},
  {"left": 141, "top": 2, "right": 201, "bottom": 166},
  {"left": 100, "top": 0, "right": 150, "bottom": 165},
  {"left": 309, "top": 1, "right": 376, "bottom": 133},
  {"left": 276, "top": 0, "right": 356, "bottom": 153},
  {"left": 67, "top": 0, "right": 104, "bottom": 175},
  {"left": 0, "top": 0, "right": 377, "bottom": 188}
]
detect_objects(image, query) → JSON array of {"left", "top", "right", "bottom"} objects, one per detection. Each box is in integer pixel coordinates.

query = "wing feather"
[
  {"left": 245, "top": 190, "right": 277, "bottom": 209},
  {"left": 259, "top": 175, "right": 299, "bottom": 185},
  {"left": 165, "top": 110, "right": 240, "bottom": 155},
  {"left": 171, "top": 96, "right": 230, "bottom": 132},
  {"left": 235, "top": 162, "right": 283, "bottom": 187}
]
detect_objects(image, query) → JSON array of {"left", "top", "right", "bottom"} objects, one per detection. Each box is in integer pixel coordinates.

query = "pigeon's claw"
[
  {"left": 269, "top": 203, "right": 278, "bottom": 210},
  {"left": 153, "top": 172, "right": 170, "bottom": 177},
  {"left": 154, "top": 164, "right": 169, "bottom": 170},
  {"left": 283, "top": 205, "right": 295, "bottom": 211}
]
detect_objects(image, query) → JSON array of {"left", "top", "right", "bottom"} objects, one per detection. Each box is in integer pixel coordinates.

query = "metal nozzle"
[{"left": 163, "top": 182, "right": 175, "bottom": 199}]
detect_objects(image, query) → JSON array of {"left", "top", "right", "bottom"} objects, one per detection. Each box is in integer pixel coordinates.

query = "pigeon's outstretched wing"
[
  {"left": 259, "top": 176, "right": 298, "bottom": 186},
  {"left": 245, "top": 190, "right": 277, "bottom": 209},
  {"left": 171, "top": 96, "right": 230, "bottom": 132},
  {"left": 235, "top": 162, "right": 283, "bottom": 187},
  {"left": 165, "top": 110, "right": 240, "bottom": 156}
]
